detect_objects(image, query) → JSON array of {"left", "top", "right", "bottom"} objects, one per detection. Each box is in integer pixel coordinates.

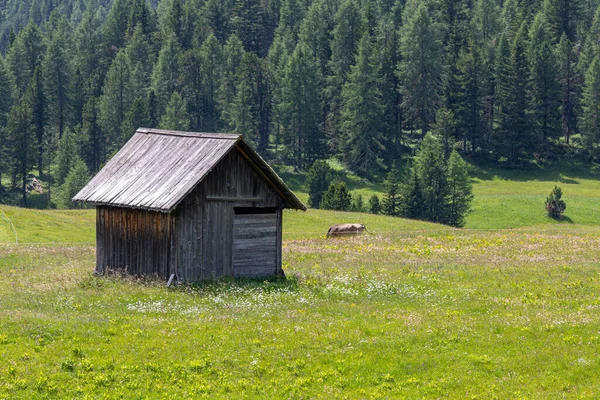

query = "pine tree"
[
  {"left": 446, "top": 150, "right": 473, "bottom": 227},
  {"left": 320, "top": 181, "right": 352, "bottom": 211},
  {"left": 6, "top": 22, "right": 45, "bottom": 92},
  {"left": 579, "top": 56, "right": 600, "bottom": 157},
  {"left": 29, "top": 67, "right": 46, "bottom": 178},
  {"left": 341, "top": 34, "right": 384, "bottom": 178},
  {"left": 151, "top": 34, "right": 182, "bottom": 118},
  {"left": 231, "top": 0, "right": 267, "bottom": 55},
  {"left": 280, "top": 43, "right": 324, "bottom": 170},
  {"left": 528, "top": 13, "right": 561, "bottom": 148},
  {"left": 431, "top": 107, "right": 457, "bottom": 158},
  {"left": 230, "top": 53, "right": 272, "bottom": 155},
  {"left": 53, "top": 129, "right": 79, "bottom": 186},
  {"left": 376, "top": 15, "right": 403, "bottom": 163},
  {"left": 382, "top": 161, "right": 401, "bottom": 216},
  {"left": 79, "top": 98, "right": 104, "bottom": 174},
  {"left": 7, "top": 94, "right": 35, "bottom": 206},
  {"left": 326, "top": 0, "right": 362, "bottom": 150},
  {"left": 413, "top": 133, "right": 448, "bottom": 223},
  {"left": 201, "top": 0, "right": 233, "bottom": 43},
  {"left": 495, "top": 23, "right": 533, "bottom": 165},
  {"left": 557, "top": 33, "right": 578, "bottom": 144},
  {"left": 42, "top": 18, "right": 73, "bottom": 138},
  {"left": 59, "top": 157, "right": 90, "bottom": 209},
  {"left": 73, "top": 8, "right": 104, "bottom": 104},
  {"left": 455, "top": 42, "right": 484, "bottom": 154},
  {"left": 0, "top": 57, "right": 16, "bottom": 188},
  {"left": 398, "top": 3, "right": 443, "bottom": 136},
  {"left": 98, "top": 49, "right": 132, "bottom": 153},
  {"left": 159, "top": 91, "right": 190, "bottom": 131},
  {"left": 219, "top": 35, "right": 246, "bottom": 132},
  {"left": 198, "top": 34, "right": 223, "bottom": 131},
  {"left": 121, "top": 96, "right": 151, "bottom": 140},
  {"left": 543, "top": 0, "right": 583, "bottom": 42},
  {"left": 402, "top": 168, "right": 425, "bottom": 220},
  {"left": 369, "top": 194, "right": 381, "bottom": 214},
  {"left": 306, "top": 160, "right": 332, "bottom": 209}
]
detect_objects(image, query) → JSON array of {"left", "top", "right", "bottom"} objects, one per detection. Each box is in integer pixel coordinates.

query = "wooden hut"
[{"left": 73, "top": 128, "right": 306, "bottom": 282}]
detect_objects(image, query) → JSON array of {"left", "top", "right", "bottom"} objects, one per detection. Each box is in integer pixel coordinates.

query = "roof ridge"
[{"left": 137, "top": 128, "right": 240, "bottom": 140}]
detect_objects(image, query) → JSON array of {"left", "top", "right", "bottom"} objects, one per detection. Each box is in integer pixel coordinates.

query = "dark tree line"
[{"left": 1, "top": 0, "right": 600, "bottom": 207}]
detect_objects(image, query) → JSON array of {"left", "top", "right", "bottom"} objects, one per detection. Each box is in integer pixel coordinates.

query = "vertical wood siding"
[{"left": 96, "top": 206, "right": 172, "bottom": 278}]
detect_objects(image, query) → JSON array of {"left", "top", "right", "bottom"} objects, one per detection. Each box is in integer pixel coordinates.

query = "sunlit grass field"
[{"left": 1, "top": 166, "right": 600, "bottom": 398}]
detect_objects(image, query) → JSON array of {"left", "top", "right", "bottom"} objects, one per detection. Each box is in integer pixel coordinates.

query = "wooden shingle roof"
[{"left": 73, "top": 128, "right": 306, "bottom": 212}]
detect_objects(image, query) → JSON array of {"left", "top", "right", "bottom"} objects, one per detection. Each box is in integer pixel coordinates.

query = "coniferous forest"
[{"left": 0, "top": 0, "right": 599, "bottom": 208}]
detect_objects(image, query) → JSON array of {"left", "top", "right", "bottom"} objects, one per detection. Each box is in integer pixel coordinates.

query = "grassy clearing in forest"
[
  {"left": 1, "top": 207, "right": 600, "bottom": 397},
  {"left": 1, "top": 164, "right": 600, "bottom": 398}
]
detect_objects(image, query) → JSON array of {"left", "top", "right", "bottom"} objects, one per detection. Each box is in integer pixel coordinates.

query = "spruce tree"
[
  {"left": 382, "top": 161, "right": 401, "bottom": 216},
  {"left": 98, "top": 49, "right": 132, "bottom": 154},
  {"left": 495, "top": 22, "right": 533, "bottom": 165},
  {"left": 557, "top": 33, "right": 578, "bottom": 144},
  {"left": 528, "top": 13, "right": 561, "bottom": 147},
  {"left": 151, "top": 34, "right": 182, "bottom": 118},
  {"left": 446, "top": 150, "right": 473, "bottom": 227},
  {"left": 369, "top": 194, "right": 381, "bottom": 214},
  {"left": 341, "top": 34, "right": 384, "bottom": 178},
  {"left": 455, "top": 43, "right": 483, "bottom": 154},
  {"left": 42, "top": 19, "right": 73, "bottom": 138},
  {"left": 6, "top": 23, "right": 45, "bottom": 92},
  {"left": 320, "top": 181, "right": 352, "bottom": 211},
  {"left": 543, "top": 0, "right": 583, "bottom": 42},
  {"left": 0, "top": 57, "right": 16, "bottom": 188},
  {"left": 431, "top": 107, "right": 457, "bottom": 158},
  {"left": 198, "top": 34, "right": 223, "bottom": 131},
  {"left": 53, "top": 129, "right": 79, "bottom": 187},
  {"left": 306, "top": 160, "right": 332, "bottom": 209},
  {"left": 159, "top": 92, "right": 190, "bottom": 131},
  {"left": 280, "top": 43, "right": 324, "bottom": 170},
  {"left": 59, "top": 157, "right": 90, "bottom": 209},
  {"left": 230, "top": 53, "right": 272, "bottom": 155},
  {"left": 377, "top": 15, "right": 403, "bottom": 163},
  {"left": 413, "top": 133, "right": 448, "bottom": 223},
  {"left": 231, "top": 0, "right": 267, "bottom": 55},
  {"left": 398, "top": 3, "right": 443, "bottom": 136},
  {"left": 30, "top": 67, "right": 46, "bottom": 178},
  {"left": 326, "top": 0, "right": 362, "bottom": 150},
  {"left": 579, "top": 56, "right": 600, "bottom": 157},
  {"left": 7, "top": 94, "right": 35, "bottom": 206},
  {"left": 219, "top": 35, "right": 245, "bottom": 132},
  {"left": 402, "top": 168, "right": 425, "bottom": 220}
]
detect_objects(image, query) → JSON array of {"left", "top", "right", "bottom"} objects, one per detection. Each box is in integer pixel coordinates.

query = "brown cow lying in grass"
[{"left": 327, "top": 223, "right": 366, "bottom": 237}]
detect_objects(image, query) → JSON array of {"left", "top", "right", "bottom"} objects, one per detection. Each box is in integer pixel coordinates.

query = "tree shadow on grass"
[{"left": 470, "top": 160, "right": 598, "bottom": 183}]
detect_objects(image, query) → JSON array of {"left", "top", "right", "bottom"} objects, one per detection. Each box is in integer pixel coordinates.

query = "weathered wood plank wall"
[
  {"left": 96, "top": 206, "right": 172, "bottom": 277},
  {"left": 172, "top": 148, "right": 284, "bottom": 282}
]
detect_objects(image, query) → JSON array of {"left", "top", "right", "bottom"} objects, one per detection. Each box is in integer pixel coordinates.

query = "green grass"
[
  {"left": 1, "top": 165, "right": 600, "bottom": 398},
  {"left": 278, "top": 160, "right": 600, "bottom": 230}
]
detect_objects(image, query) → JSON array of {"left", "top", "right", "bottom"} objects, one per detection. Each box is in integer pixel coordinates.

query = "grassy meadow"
[{"left": 1, "top": 167, "right": 600, "bottom": 398}]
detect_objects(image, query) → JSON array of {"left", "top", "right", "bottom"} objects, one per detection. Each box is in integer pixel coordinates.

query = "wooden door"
[{"left": 232, "top": 211, "right": 277, "bottom": 277}]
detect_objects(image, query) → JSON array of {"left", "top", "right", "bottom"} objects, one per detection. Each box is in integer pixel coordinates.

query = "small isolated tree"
[
  {"left": 545, "top": 186, "right": 566, "bottom": 219},
  {"left": 369, "top": 194, "right": 380, "bottom": 214},
  {"left": 306, "top": 160, "right": 332, "bottom": 208},
  {"left": 320, "top": 181, "right": 352, "bottom": 211}
]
